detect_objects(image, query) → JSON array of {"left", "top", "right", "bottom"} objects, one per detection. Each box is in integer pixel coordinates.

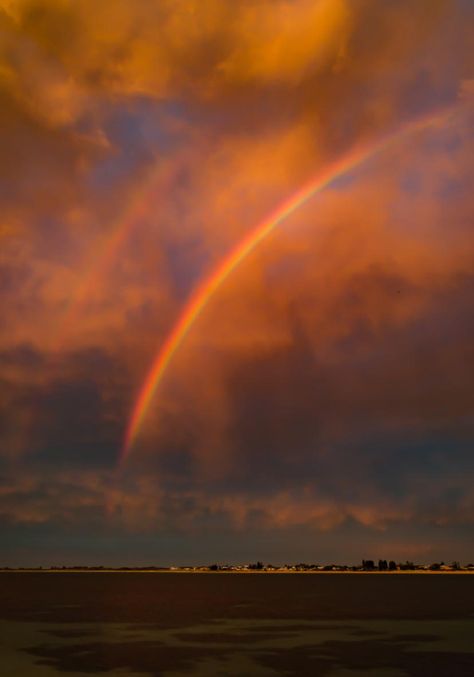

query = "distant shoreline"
[{"left": 1, "top": 569, "right": 473, "bottom": 574}]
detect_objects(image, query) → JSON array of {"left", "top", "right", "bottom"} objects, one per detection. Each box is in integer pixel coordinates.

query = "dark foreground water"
[{"left": 0, "top": 573, "right": 473, "bottom": 676}]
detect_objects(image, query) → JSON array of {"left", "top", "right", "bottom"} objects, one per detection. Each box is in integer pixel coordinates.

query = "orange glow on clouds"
[{"left": 1, "top": 0, "right": 473, "bottom": 563}]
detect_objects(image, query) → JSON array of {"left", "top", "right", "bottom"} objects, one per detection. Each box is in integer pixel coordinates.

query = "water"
[{"left": 0, "top": 572, "right": 473, "bottom": 676}]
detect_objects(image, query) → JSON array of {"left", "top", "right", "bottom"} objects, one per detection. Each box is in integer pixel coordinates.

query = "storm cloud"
[{"left": 0, "top": 0, "right": 473, "bottom": 565}]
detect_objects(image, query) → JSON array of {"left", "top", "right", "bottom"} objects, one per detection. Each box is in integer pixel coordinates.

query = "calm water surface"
[{"left": 0, "top": 572, "right": 473, "bottom": 676}]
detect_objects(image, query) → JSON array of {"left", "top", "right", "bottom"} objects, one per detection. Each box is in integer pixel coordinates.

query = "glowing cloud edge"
[{"left": 121, "top": 106, "right": 455, "bottom": 463}]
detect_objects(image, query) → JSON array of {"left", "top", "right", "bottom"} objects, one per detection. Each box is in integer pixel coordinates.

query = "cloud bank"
[{"left": 0, "top": 0, "right": 473, "bottom": 564}]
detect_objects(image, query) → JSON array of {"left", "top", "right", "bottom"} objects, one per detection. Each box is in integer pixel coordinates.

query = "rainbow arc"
[{"left": 121, "top": 106, "right": 456, "bottom": 462}]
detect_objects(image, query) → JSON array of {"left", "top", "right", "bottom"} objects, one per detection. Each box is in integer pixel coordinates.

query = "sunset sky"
[{"left": 1, "top": 0, "right": 473, "bottom": 566}]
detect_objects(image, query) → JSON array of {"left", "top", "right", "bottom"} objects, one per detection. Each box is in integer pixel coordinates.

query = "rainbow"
[
  {"left": 121, "top": 106, "right": 456, "bottom": 462},
  {"left": 51, "top": 158, "right": 178, "bottom": 353}
]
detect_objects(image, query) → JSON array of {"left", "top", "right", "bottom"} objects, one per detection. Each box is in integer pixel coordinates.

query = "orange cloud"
[{"left": 0, "top": 0, "right": 472, "bottom": 563}]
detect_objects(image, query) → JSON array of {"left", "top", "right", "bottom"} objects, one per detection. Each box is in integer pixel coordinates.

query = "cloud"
[{"left": 0, "top": 0, "right": 472, "bottom": 562}]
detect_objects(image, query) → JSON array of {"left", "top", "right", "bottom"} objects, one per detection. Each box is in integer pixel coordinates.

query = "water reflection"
[{"left": 1, "top": 617, "right": 473, "bottom": 676}]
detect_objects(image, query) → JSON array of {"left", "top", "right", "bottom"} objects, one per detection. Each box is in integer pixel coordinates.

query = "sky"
[{"left": 0, "top": 0, "right": 473, "bottom": 567}]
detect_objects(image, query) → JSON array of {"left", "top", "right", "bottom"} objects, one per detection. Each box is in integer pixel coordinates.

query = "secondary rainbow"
[
  {"left": 121, "top": 106, "right": 455, "bottom": 462},
  {"left": 51, "top": 158, "right": 175, "bottom": 353}
]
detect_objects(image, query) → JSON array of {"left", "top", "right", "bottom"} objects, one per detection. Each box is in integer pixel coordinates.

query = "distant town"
[{"left": 1, "top": 560, "right": 473, "bottom": 572}]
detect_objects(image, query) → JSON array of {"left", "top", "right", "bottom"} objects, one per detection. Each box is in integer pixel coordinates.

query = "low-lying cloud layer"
[{"left": 0, "top": 0, "right": 473, "bottom": 565}]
